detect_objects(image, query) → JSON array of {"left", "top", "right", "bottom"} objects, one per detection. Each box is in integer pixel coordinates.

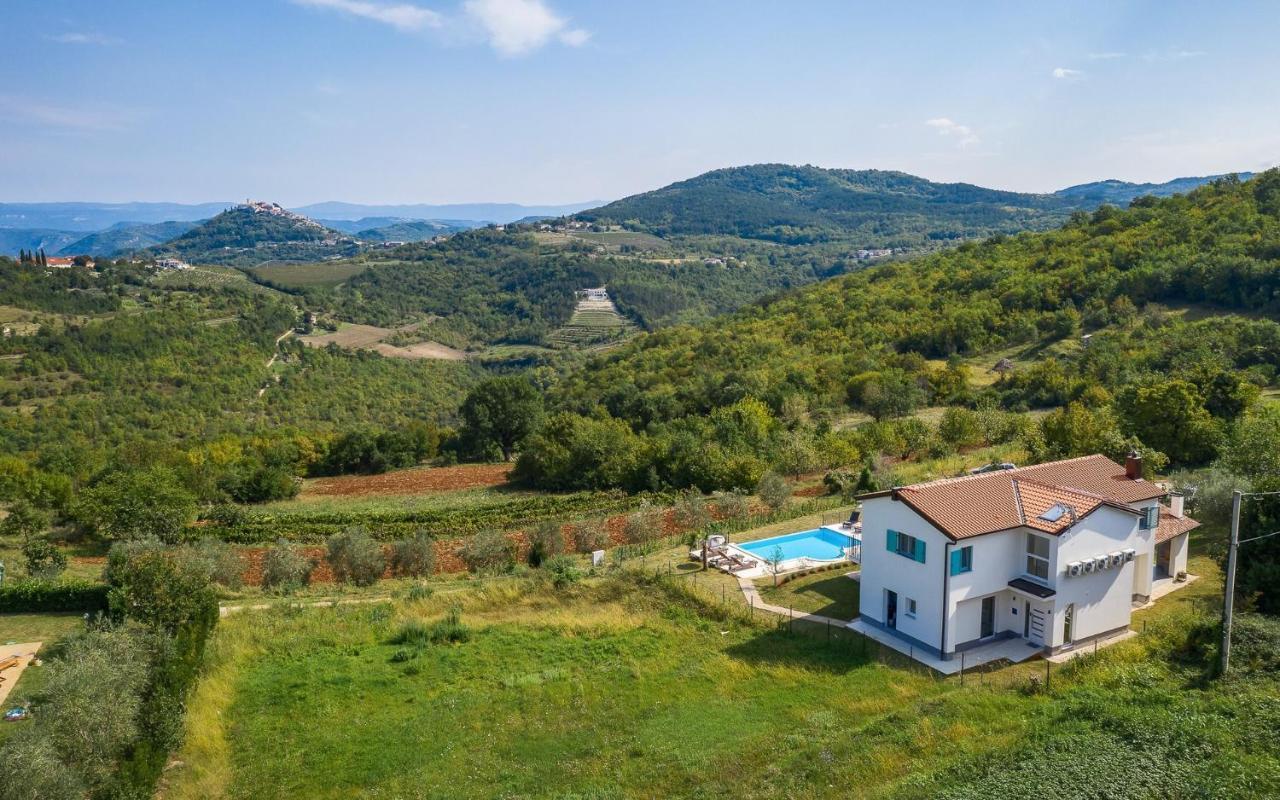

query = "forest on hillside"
[{"left": 511, "top": 171, "right": 1280, "bottom": 492}]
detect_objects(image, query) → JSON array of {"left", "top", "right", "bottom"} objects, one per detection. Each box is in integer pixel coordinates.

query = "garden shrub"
[
  {"left": 326, "top": 526, "right": 386, "bottom": 586},
  {"left": 0, "top": 577, "right": 109, "bottom": 613},
  {"left": 262, "top": 538, "right": 312, "bottom": 593},
  {"left": 712, "top": 490, "right": 751, "bottom": 520},
  {"left": 391, "top": 531, "right": 436, "bottom": 578},
  {"left": 458, "top": 530, "right": 515, "bottom": 573}
]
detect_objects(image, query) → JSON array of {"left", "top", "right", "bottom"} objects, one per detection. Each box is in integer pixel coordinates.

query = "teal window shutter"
[
  {"left": 915, "top": 538, "right": 926, "bottom": 563},
  {"left": 887, "top": 529, "right": 898, "bottom": 552},
  {"left": 950, "top": 549, "right": 962, "bottom": 575}
]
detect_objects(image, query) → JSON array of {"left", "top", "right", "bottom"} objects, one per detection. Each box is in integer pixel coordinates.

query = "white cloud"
[
  {"left": 1088, "top": 51, "right": 1126, "bottom": 60},
  {"left": 1142, "top": 48, "right": 1207, "bottom": 62},
  {"left": 292, "top": 0, "right": 442, "bottom": 32},
  {"left": 45, "top": 31, "right": 120, "bottom": 46},
  {"left": 925, "top": 117, "right": 980, "bottom": 148},
  {"left": 464, "top": 0, "right": 590, "bottom": 56},
  {"left": 1052, "top": 67, "right": 1083, "bottom": 79}
]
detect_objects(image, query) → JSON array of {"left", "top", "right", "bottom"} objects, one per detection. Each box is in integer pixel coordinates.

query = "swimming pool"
[{"left": 737, "top": 527, "right": 857, "bottom": 562}]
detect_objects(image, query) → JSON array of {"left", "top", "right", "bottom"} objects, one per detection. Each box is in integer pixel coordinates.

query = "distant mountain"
[
  {"left": 57, "top": 220, "right": 200, "bottom": 257},
  {"left": 355, "top": 219, "right": 467, "bottom": 243},
  {"left": 318, "top": 217, "right": 477, "bottom": 237},
  {"left": 1053, "top": 173, "right": 1254, "bottom": 206},
  {"left": 294, "top": 201, "right": 600, "bottom": 225},
  {"left": 150, "top": 201, "right": 359, "bottom": 266},
  {"left": 575, "top": 164, "right": 1072, "bottom": 246},
  {"left": 0, "top": 202, "right": 230, "bottom": 232},
  {"left": 0, "top": 228, "right": 82, "bottom": 256}
]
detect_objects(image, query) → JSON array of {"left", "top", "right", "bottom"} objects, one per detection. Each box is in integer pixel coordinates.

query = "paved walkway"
[
  {"left": 735, "top": 575, "right": 849, "bottom": 627},
  {"left": 0, "top": 641, "right": 42, "bottom": 707},
  {"left": 847, "top": 620, "right": 1040, "bottom": 675}
]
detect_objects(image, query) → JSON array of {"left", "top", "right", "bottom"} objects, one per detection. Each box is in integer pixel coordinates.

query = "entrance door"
[
  {"left": 1063, "top": 603, "right": 1074, "bottom": 645},
  {"left": 1023, "top": 601, "right": 1031, "bottom": 638},
  {"left": 886, "top": 590, "right": 898, "bottom": 629},
  {"left": 980, "top": 596, "right": 995, "bottom": 638}
]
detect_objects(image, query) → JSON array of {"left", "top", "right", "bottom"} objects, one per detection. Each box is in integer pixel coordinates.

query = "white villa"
[{"left": 855, "top": 453, "right": 1198, "bottom": 668}]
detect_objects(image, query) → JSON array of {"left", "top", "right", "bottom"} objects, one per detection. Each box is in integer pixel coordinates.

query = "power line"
[{"left": 1238, "top": 529, "right": 1280, "bottom": 545}]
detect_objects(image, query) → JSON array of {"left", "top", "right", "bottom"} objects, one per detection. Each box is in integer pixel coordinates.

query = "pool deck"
[{"left": 726, "top": 526, "right": 861, "bottom": 579}]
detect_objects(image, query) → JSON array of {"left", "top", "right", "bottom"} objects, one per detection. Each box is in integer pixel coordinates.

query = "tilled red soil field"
[{"left": 303, "top": 463, "right": 513, "bottom": 497}]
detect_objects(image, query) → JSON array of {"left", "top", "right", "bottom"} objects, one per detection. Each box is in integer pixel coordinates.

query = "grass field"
[
  {"left": 299, "top": 322, "right": 468, "bottom": 361},
  {"left": 162, "top": 558, "right": 1280, "bottom": 800},
  {"left": 251, "top": 261, "right": 370, "bottom": 288},
  {"left": 759, "top": 570, "right": 861, "bottom": 620}
]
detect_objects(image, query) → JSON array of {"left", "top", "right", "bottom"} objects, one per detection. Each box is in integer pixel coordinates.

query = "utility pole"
[{"left": 1221, "top": 490, "right": 1242, "bottom": 676}]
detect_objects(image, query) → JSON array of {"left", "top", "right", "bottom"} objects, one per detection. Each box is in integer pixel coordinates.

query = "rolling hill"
[
  {"left": 574, "top": 164, "right": 1244, "bottom": 247},
  {"left": 1055, "top": 172, "right": 1255, "bottom": 206},
  {"left": 522, "top": 170, "right": 1280, "bottom": 491},
  {"left": 149, "top": 201, "right": 360, "bottom": 266},
  {"left": 57, "top": 220, "right": 199, "bottom": 257}
]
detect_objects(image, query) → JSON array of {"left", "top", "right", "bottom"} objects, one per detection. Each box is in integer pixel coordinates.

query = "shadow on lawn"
[
  {"left": 723, "top": 622, "right": 873, "bottom": 674},
  {"left": 763, "top": 574, "right": 860, "bottom": 621}
]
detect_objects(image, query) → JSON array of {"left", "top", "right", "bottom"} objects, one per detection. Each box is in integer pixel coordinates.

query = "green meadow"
[{"left": 162, "top": 558, "right": 1280, "bottom": 800}]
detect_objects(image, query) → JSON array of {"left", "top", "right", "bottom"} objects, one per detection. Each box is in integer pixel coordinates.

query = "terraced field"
[{"left": 545, "top": 286, "right": 637, "bottom": 349}]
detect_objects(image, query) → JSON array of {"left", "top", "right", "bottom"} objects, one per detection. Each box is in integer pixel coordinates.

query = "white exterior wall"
[
  {"left": 862, "top": 493, "right": 1163, "bottom": 659},
  {"left": 1169, "top": 532, "right": 1189, "bottom": 576},
  {"left": 858, "top": 496, "right": 950, "bottom": 653},
  {"left": 1051, "top": 505, "right": 1146, "bottom": 646},
  {"left": 946, "top": 530, "right": 1025, "bottom": 650}
]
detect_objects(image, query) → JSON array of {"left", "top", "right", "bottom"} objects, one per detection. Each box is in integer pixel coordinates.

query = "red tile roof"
[
  {"left": 866, "top": 454, "right": 1170, "bottom": 541},
  {"left": 1155, "top": 509, "right": 1200, "bottom": 543}
]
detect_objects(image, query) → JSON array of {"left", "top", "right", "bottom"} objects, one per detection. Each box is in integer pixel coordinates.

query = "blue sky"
[{"left": 3, "top": 0, "right": 1278, "bottom": 204}]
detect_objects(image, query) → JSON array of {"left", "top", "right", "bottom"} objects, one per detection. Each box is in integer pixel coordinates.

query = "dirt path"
[{"left": 257, "top": 327, "right": 295, "bottom": 399}]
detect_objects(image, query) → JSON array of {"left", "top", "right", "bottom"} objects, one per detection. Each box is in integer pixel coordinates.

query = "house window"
[
  {"left": 950, "top": 546, "right": 973, "bottom": 576},
  {"left": 1139, "top": 505, "right": 1159, "bottom": 530},
  {"left": 1025, "top": 533, "right": 1051, "bottom": 581},
  {"left": 887, "top": 529, "right": 926, "bottom": 563},
  {"left": 905, "top": 598, "right": 917, "bottom": 618}
]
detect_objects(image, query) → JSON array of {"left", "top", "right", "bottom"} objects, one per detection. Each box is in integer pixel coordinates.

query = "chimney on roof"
[
  {"left": 1125, "top": 450, "right": 1143, "bottom": 480},
  {"left": 1169, "top": 491, "right": 1184, "bottom": 519}
]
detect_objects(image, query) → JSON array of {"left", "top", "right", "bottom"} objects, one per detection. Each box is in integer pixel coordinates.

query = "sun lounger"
[{"left": 0, "top": 656, "right": 20, "bottom": 673}]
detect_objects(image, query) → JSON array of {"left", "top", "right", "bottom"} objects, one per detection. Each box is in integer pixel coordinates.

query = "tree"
[
  {"left": 21, "top": 533, "right": 66, "bottom": 580},
  {"left": 0, "top": 501, "right": 49, "bottom": 540},
  {"left": 460, "top": 376, "right": 543, "bottom": 461},
  {"left": 623, "top": 500, "right": 663, "bottom": 545},
  {"left": 1223, "top": 405, "right": 1280, "bottom": 481},
  {"left": 1116, "top": 380, "right": 1222, "bottom": 466},
  {"left": 1232, "top": 479, "right": 1280, "bottom": 616},
  {"left": 71, "top": 467, "right": 197, "bottom": 543},
  {"left": 391, "top": 531, "right": 435, "bottom": 578},
  {"left": 571, "top": 517, "right": 611, "bottom": 553},
  {"left": 105, "top": 541, "right": 218, "bottom": 634},
  {"left": 326, "top": 527, "right": 386, "bottom": 586},
  {"left": 457, "top": 530, "right": 516, "bottom": 573},
  {"left": 262, "top": 538, "right": 312, "bottom": 593},
  {"left": 766, "top": 545, "right": 786, "bottom": 587},
  {"left": 757, "top": 471, "right": 790, "bottom": 512},
  {"left": 526, "top": 520, "right": 565, "bottom": 567},
  {"left": 673, "top": 489, "right": 712, "bottom": 532}
]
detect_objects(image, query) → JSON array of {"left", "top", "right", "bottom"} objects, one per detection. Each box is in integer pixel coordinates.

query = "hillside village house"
[{"left": 854, "top": 454, "right": 1197, "bottom": 670}]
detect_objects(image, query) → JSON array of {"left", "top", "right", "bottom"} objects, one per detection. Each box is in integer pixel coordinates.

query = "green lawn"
[
  {"left": 0, "top": 612, "right": 85, "bottom": 645},
  {"left": 164, "top": 560, "right": 1280, "bottom": 800},
  {"left": 760, "top": 570, "right": 860, "bottom": 620}
]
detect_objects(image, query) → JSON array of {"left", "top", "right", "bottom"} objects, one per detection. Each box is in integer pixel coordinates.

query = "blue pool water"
[{"left": 737, "top": 528, "right": 857, "bottom": 562}]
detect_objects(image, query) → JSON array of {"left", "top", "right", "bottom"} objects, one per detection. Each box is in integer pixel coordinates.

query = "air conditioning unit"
[
  {"left": 1108, "top": 552, "right": 1124, "bottom": 568},
  {"left": 1123, "top": 548, "right": 1136, "bottom": 563},
  {"left": 1083, "top": 558, "right": 1098, "bottom": 574},
  {"left": 1067, "top": 561, "right": 1083, "bottom": 577}
]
